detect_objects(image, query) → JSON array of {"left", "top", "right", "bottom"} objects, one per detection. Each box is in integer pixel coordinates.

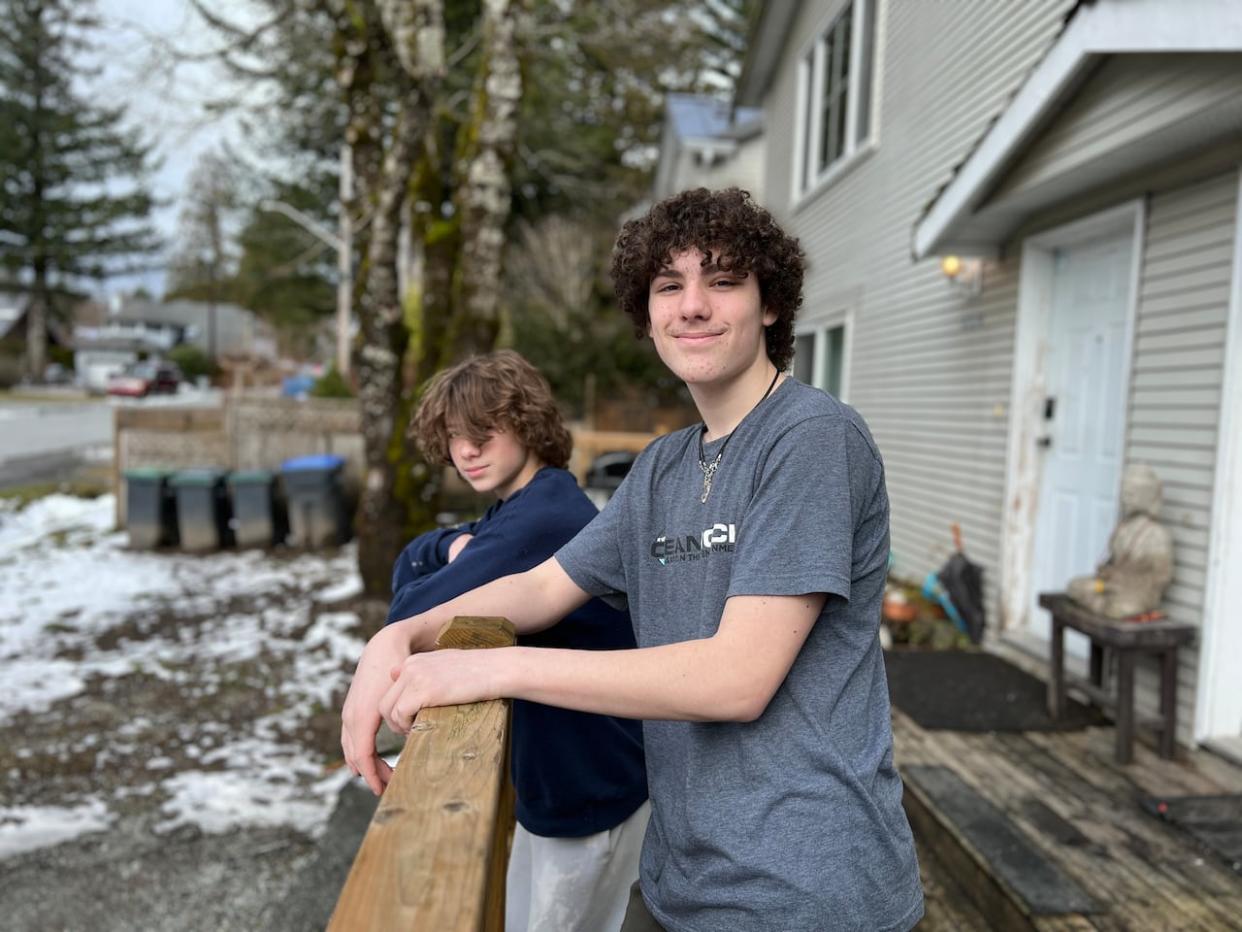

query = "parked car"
[
  {"left": 582, "top": 451, "right": 638, "bottom": 508},
  {"left": 107, "top": 361, "right": 182, "bottom": 398}
]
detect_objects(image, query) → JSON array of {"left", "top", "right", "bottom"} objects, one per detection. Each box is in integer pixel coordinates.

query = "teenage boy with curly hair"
[
  {"left": 342, "top": 189, "right": 924, "bottom": 932},
  {"left": 387, "top": 350, "right": 648, "bottom": 932}
]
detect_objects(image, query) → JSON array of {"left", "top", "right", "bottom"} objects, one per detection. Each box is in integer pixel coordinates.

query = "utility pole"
[{"left": 337, "top": 143, "right": 353, "bottom": 377}]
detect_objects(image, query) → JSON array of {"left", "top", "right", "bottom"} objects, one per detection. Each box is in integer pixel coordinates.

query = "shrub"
[
  {"left": 310, "top": 366, "right": 353, "bottom": 398},
  {"left": 168, "top": 344, "right": 218, "bottom": 381}
]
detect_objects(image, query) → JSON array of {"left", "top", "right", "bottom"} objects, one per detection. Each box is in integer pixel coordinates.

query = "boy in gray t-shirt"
[{"left": 340, "top": 188, "right": 924, "bottom": 931}]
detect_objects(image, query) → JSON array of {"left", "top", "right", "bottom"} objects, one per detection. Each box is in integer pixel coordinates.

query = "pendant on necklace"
[{"left": 698, "top": 456, "right": 721, "bottom": 504}]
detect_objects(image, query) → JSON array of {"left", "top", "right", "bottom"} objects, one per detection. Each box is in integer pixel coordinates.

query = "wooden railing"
[{"left": 328, "top": 616, "right": 517, "bottom": 931}]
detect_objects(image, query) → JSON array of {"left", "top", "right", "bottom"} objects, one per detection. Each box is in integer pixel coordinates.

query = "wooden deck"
[{"left": 895, "top": 709, "right": 1242, "bottom": 930}]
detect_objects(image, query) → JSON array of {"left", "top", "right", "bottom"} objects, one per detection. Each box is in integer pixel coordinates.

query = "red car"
[{"left": 107, "top": 362, "right": 182, "bottom": 398}]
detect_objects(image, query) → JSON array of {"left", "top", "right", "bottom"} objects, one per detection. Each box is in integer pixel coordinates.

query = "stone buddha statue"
[{"left": 1066, "top": 464, "right": 1175, "bottom": 619}]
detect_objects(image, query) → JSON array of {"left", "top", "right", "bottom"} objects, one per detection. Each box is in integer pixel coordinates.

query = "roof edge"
[
  {"left": 735, "top": 0, "right": 800, "bottom": 108},
  {"left": 913, "top": 0, "right": 1242, "bottom": 259}
]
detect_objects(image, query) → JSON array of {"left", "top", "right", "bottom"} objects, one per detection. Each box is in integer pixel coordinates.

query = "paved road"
[{"left": 0, "top": 399, "right": 113, "bottom": 486}]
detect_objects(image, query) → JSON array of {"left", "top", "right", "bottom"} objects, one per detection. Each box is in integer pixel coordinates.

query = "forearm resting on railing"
[
  {"left": 382, "top": 592, "right": 827, "bottom": 729},
  {"left": 391, "top": 557, "right": 591, "bottom": 652}
]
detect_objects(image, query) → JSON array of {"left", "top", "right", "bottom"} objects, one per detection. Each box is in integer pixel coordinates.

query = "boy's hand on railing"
[
  {"left": 379, "top": 648, "right": 503, "bottom": 735},
  {"left": 341, "top": 622, "right": 417, "bottom": 795}
]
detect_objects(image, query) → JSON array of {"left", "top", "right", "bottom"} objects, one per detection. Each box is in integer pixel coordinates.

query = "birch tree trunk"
[
  {"left": 342, "top": 0, "right": 446, "bottom": 597},
  {"left": 450, "top": 0, "right": 524, "bottom": 357}
]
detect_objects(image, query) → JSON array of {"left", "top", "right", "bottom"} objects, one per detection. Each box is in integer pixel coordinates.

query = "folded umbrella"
[{"left": 935, "top": 523, "right": 986, "bottom": 644}]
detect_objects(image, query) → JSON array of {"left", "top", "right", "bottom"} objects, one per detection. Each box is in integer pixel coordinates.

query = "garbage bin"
[
  {"left": 169, "top": 468, "right": 233, "bottom": 552},
  {"left": 123, "top": 468, "right": 178, "bottom": 549},
  {"left": 228, "top": 470, "right": 287, "bottom": 549},
  {"left": 280, "top": 454, "right": 350, "bottom": 547}
]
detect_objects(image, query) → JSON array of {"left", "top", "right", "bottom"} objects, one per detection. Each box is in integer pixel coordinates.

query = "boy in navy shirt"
[{"left": 385, "top": 350, "right": 648, "bottom": 932}]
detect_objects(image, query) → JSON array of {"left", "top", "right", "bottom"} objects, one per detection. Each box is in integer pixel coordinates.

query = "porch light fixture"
[{"left": 940, "top": 254, "right": 984, "bottom": 298}]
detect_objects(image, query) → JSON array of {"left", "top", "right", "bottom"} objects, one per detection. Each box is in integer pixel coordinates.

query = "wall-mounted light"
[{"left": 940, "top": 254, "right": 984, "bottom": 298}]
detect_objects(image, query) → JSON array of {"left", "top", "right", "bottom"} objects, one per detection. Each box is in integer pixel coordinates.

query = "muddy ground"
[{"left": 0, "top": 543, "right": 388, "bottom": 932}]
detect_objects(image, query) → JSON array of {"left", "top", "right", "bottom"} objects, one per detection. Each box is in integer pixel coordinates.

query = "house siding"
[
  {"left": 994, "top": 54, "right": 1242, "bottom": 202},
  {"left": 1125, "top": 170, "right": 1238, "bottom": 744},
  {"left": 762, "top": 0, "right": 1077, "bottom": 608}
]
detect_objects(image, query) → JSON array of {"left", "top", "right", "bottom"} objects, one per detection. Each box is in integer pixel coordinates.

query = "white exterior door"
[{"left": 1028, "top": 233, "right": 1133, "bottom": 643}]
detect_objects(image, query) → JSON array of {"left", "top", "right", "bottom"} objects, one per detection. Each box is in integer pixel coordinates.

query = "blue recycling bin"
[
  {"left": 228, "top": 470, "right": 287, "bottom": 549},
  {"left": 123, "top": 468, "right": 179, "bottom": 549},
  {"left": 280, "top": 454, "right": 350, "bottom": 547},
  {"left": 170, "top": 468, "right": 233, "bottom": 552}
]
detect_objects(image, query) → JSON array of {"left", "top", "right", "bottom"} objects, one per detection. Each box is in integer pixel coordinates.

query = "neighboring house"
[
  {"left": 652, "top": 93, "right": 765, "bottom": 201},
  {"left": 71, "top": 297, "right": 279, "bottom": 391},
  {"left": 108, "top": 297, "right": 279, "bottom": 361},
  {"left": 737, "top": 0, "right": 1242, "bottom": 754}
]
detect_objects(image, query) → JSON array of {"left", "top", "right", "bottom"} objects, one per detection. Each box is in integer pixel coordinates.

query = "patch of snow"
[
  {"left": 0, "top": 799, "right": 114, "bottom": 858},
  {"left": 0, "top": 493, "right": 361, "bottom": 719},
  {"left": 156, "top": 739, "right": 350, "bottom": 838},
  {"left": 318, "top": 576, "right": 363, "bottom": 603},
  {"left": 1, "top": 493, "right": 368, "bottom": 853}
]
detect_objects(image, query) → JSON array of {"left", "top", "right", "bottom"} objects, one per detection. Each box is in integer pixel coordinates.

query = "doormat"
[
  {"left": 1141, "top": 795, "right": 1242, "bottom": 875},
  {"left": 885, "top": 649, "right": 1103, "bottom": 732}
]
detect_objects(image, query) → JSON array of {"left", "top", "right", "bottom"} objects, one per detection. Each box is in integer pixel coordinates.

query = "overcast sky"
[{"left": 94, "top": 0, "right": 257, "bottom": 295}]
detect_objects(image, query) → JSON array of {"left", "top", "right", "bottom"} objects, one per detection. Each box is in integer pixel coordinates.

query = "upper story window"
[{"left": 795, "top": 0, "right": 877, "bottom": 198}]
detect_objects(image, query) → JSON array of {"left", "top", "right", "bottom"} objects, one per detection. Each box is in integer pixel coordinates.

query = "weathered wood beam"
[{"left": 328, "top": 615, "right": 516, "bottom": 931}]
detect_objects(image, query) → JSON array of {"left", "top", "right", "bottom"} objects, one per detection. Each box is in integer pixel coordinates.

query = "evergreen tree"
[{"left": 0, "top": 0, "right": 159, "bottom": 378}]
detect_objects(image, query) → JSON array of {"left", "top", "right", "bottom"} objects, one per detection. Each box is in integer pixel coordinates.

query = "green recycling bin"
[
  {"left": 228, "top": 470, "right": 287, "bottom": 549},
  {"left": 123, "top": 468, "right": 178, "bottom": 549},
  {"left": 280, "top": 454, "right": 350, "bottom": 547},
  {"left": 169, "top": 468, "right": 233, "bottom": 552}
]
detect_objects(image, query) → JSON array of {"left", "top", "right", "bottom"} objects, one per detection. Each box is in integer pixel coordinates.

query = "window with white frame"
[
  {"left": 793, "top": 322, "right": 849, "bottom": 400},
  {"left": 795, "top": 0, "right": 877, "bottom": 196}
]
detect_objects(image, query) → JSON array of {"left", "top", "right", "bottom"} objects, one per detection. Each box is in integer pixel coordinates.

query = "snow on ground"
[
  {"left": 0, "top": 493, "right": 366, "bottom": 858},
  {"left": 0, "top": 800, "right": 114, "bottom": 859}
]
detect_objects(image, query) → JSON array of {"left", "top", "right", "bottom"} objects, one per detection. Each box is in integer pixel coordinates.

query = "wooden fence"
[
  {"left": 112, "top": 393, "right": 364, "bottom": 525},
  {"left": 113, "top": 397, "right": 655, "bottom": 523},
  {"left": 328, "top": 616, "right": 517, "bottom": 931}
]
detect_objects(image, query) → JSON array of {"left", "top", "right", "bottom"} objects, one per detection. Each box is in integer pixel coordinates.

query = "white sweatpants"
[{"left": 505, "top": 801, "right": 651, "bottom": 932}]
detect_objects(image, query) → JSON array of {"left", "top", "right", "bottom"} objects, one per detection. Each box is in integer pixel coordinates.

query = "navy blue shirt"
[{"left": 387, "top": 467, "right": 648, "bottom": 837}]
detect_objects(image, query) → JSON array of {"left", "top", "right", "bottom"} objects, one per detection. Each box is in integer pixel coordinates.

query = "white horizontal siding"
[
  {"left": 1124, "top": 171, "right": 1237, "bottom": 744},
  {"left": 758, "top": 2, "right": 1240, "bottom": 745},
  {"left": 764, "top": 0, "right": 1076, "bottom": 610}
]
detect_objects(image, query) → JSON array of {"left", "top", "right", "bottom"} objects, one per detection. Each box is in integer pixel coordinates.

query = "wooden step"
[{"left": 903, "top": 764, "right": 1098, "bottom": 930}]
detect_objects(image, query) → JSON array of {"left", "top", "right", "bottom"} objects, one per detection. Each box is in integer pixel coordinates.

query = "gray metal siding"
[
  {"left": 762, "top": 0, "right": 1076, "bottom": 612},
  {"left": 1125, "top": 171, "right": 1237, "bottom": 744}
]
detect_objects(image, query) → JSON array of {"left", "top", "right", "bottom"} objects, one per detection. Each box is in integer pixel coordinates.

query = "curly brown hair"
[
  {"left": 610, "top": 187, "right": 805, "bottom": 371},
  {"left": 411, "top": 350, "right": 573, "bottom": 470}
]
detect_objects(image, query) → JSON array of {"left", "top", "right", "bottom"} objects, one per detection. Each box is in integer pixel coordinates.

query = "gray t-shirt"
[{"left": 556, "top": 378, "right": 923, "bottom": 932}]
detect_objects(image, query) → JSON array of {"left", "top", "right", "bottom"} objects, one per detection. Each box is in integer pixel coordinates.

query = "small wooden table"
[{"left": 1039, "top": 593, "right": 1195, "bottom": 764}]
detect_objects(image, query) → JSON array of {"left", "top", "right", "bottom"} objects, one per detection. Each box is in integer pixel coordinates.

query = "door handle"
[{"left": 1037, "top": 436, "right": 1053, "bottom": 449}]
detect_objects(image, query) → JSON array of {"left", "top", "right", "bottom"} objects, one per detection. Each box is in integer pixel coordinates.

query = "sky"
[{"left": 93, "top": 0, "right": 260, "bottom": 296}]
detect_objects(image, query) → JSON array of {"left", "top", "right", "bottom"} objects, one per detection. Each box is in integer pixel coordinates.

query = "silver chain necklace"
[{"left": 697, "top": 368, "right": 781, "bottom": 504}]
